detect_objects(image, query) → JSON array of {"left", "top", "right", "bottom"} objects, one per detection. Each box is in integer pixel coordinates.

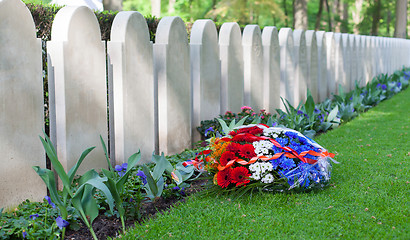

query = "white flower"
[
  {"left": 261, "top": 173, "right": 274, "bottom": 183},
  {"left": 250, "top": 173, "right": 261, "bottom": 180}
]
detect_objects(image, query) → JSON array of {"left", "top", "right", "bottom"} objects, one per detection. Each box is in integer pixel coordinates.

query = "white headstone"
[
  {"left": 0, "top": 0, "right": 46, "bottom": 208},
  {"left": 316, "top": 31, "right": 327, "bottom": 102},
  {"left": 363, "top": 36, "right": 373, "bottom": 84},
  {"left": 325, "top": 32, "right": 336, "bottom": 97},
  {"left": 219, "top": 23, "right": 244, "bottom": 113},
  {"left": 190, "top": 19, "right": 221, "bottom": 142},
  {"left": 154, "top": 17, "right": 191, "bottom": 155},
  {"left": 50, "top": 0, "right": 103, "bottom": 11},
  {"left": 47, "top": 6, "right": 108, "bottom": 175},
  {"left": 348, "top": 34, "right": 357, "bottom": 92},
  {"left": 305, "top": 30, "right": 319, "bottom": 102},
  {"left": 278, "top": 28, "right": 295, "bottom": 108},
  {"left": 333, "top": 33, "right": 345, "bottom": 94},
  {"left": 293, "top": 30, "right": 308, "bottom": 105},
  {"left": 341, "top": 33, "right": 350, "bottom": 92},
  {"left": 354, "top": 35, "right": 363, "bottom": 86},
  {"left": 108, "top": 11, "right": 155, "bottom": 164},
  {"left": 243, "top": 25, "right": 264, "bottom": 111},
  {"left": 261, "top": 26, "right": 280, "bottom": 113}
]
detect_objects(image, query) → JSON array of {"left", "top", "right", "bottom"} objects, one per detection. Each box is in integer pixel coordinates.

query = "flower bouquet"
[{"left": 184, "top": 123, "right": 336, "bottom": 195}]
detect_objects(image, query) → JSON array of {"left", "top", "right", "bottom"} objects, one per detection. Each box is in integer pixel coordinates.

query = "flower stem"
[{"left": 120, "top": 216, "right": 125, "bottom": 233}]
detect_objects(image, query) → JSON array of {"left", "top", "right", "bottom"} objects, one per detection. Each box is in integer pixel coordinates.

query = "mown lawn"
[{"left": 118, "top": 88, "right": 410, "bottom": 240}]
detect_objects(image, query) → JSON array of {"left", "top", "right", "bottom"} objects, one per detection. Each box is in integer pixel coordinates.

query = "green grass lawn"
[{"left": 119, "top": 88, "right": 410, "bottom": 239}]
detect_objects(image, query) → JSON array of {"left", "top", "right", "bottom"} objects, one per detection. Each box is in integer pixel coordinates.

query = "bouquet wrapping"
[{"left": 184, "top": 124, "right": 336, "bottom": 191}]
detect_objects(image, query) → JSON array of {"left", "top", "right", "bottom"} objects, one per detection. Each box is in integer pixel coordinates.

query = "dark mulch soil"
[{"left": 64, "top": 179, "right": 207, "bottom": 240}]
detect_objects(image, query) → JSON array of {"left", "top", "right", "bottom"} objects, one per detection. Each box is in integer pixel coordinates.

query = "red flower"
[
  {"left": 217, "top": 168, "right": 232, "bottom": 188},
  {"left": 239, "top": 144, "right": 256, "bottom": 159},
  {"left": 231, "top": 167, "right": 251, "bottom": 187},
  {"left": 219, "top": 151, "right": 237, "bottom": 166},
  {"left": 231, "top": 133, "right": 259, "bottom": 143},
  {"left": 226, "top": 142, "right": 241, "bottom": 153}
]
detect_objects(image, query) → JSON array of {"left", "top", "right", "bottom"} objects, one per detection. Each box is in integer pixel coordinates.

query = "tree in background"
[
  {"left": 294, "top": 0, "right": 308, "bottom": 29},
  {"left": 103, "top": 0, "right": 122, "bottom": 11},
  {"left": 395, "top": 0, "right": 408, "bottom": 38}
]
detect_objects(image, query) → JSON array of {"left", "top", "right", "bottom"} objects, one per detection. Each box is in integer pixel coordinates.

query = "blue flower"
[
  {"left": 285, "top": 131, "right": 298, "bottom": 139},
  {"left": 297, "top": 110, "right": 304, "bottom": 115},
  {"left": 381, "top": 84, "right": 387, "bottom": 90},
  {"left": 314, "top": 108, "right": 321, "bottom": 114},
  {"left": 121, "top": 163, "right": 128, "bottom": 170},
  {"left": 318, "top": 114, "right": 324, "bottom": 123},
  {"left": 172, "top": 186, "right": 180, "bottom": 191},
  {"left": 44, "top": 196, "right": 56, "bottom": 208},
  {"left": 270, "top": 159, "right": 281, "bottom": 169},
  {"left": 271, "top": 122, "right": 277, "bottom": 127},
  {"left": 118, "top": 171, "right": 125, "bottom": 177},
  {"left": 22, "top": 230, "right": 27, "bottom": 238},
  {"left": 56, "top": 216, "right": 69, "bottom": 230},
  {"left": 276, "top": 137, "right": 289, "bottom": 146},
  {"left": 279, "top": 157, "right": 296, "bottom": 170},
  {"left": 136, "top": 170, "right": 147, "bottom": 185},
  {"left": 204, "top": 127, "right": 214, "bottom": 137},
  {"left": 180, "top": 187, "right": 186, "bottom": 196},
  {"left": 114, "top": 165, "right": 123, "bottom": 172},
  {"left": 404, "top": 71, "right": 410, "bottom": 80},
  {"left": 397, "top": 82, "right": 402, "bottom": 88},
  {"left": 29, "top": 214, "right": 39, "bottom": 220}
]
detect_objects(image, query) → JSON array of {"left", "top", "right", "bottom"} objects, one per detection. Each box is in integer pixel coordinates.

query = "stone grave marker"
[
  {"left": 293, "top": 30, "right": 308, "bottom": 105},
  {"left": 278, "top": 28, "right": 295, "bottom": 108},
  {"left": 261, "top": 26, "right": 280, "bottom": 113},
  {"left": 190, "top": 19, "right": 220, "bottom": 142},
  {"left": 47, "top": 6, "right": 108, "bottom": 175},
  {"left": 154, "top": 16, "right": 191, "bottom": 155},
  {"left": 316, "top": 31, "right": 328, "bottom": 102},
  {"left": 219, "top": 22, "right": 244, "bottom": 114},
  {"left": 243, "top": 25, "right": 264, "bottom": 111},
  {"left": 0, "top": 0, "right": 46, "bottom": 208},
  {"left": 325, "top": 32, "right": 336, "bottom": 98},
  {"left": 305, "top": 30, "right": 319, "bottom": 102},
  {"left": 108, "top": 11, "right": 155, "bottom": 164}
]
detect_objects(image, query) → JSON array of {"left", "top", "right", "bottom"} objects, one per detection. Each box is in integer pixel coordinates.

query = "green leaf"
[
  {"left": 39, "top": 134, "right": 71, "bottom": 196},
  {"left": 152, "top": 153, "right": 173, "bottom": 180},
  {"left": 327, "top": 105, "right": 339, "bottom": 122},
  {"left": 100, "top": 135, "right": 113, "bottom": 172},
  {"left": 142, "top": 165, "right": 158, "bottom": 198},
  {"left": 304, "top": 90, "right": 315, "bottom": 118},
  {"left": 103, "top": 177, "right": 125, "bottom": 217},
  {"left": 68, "top": 146, "right": 95, "bottom": 184},
  {"left": 216, "top": 118, "right": 230, "bottom": 135},
  {"left": 32, "top": 166, "right": 63, "bottom": 207},
  {"left": 116, "top": 151, "right": 142, "bottom": 191}
]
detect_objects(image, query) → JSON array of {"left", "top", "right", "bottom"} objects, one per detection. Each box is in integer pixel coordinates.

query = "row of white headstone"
[{"left": 1, "top": 0, "right": 410, "bottom": 208}]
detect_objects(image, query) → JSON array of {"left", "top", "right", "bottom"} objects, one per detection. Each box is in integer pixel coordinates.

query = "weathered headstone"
[
  {"left": 333, "top": 33, "right": 345, "bottom": 94},
  {"left": 348, "top": 34, "right": 357, "bottom": 92},
  {"left": 305, "top": 30, "right": 319, "bottom": 102},
  {"left": 325, "top": 32, "right": 336, "bottom": 98},
  {"left": 0, "top": 0, "right": 46, "bottom": 208},
  {"left": 47, "top": 6, "right": 108, "bottom": 175},
  {"left": 261, "top": 26, "right": 280, "bottom": 113},
  {"left": 293, "top": 30, "right": 308, "bottom": 105},
  {"left": 360, "top": 35, "right": 367, "bottom": 87},
  {"left": 219, "top": 22, "right": 244, "bottom": 114},
  {"left": 341, "top": 33, "right": 350, "bottom": 92},
  {"left": 354, "top": 35, "right": 364, "bottom": 86},
  {"left": 243, "top": 25, "right": 264, "bottom": 111},
  {"left": 363, "top": 36, "right": 373, "bottom": 84},
  {"left": 278, "top": 28, "right": 295, "bottom": 108},
  {"left": 190, "top": 19, "right": 220, "bottom": 142},
  {"left": 154, "top": 16, "right": 191, "bottom": 155},
  {"left": 316, "top": 31, "right": 327, "bottom": 102},
  {"left": 108, "top": 11, "right": 155, "bottom": 164}
]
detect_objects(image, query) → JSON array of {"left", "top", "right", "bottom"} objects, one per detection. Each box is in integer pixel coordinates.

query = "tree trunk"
[
  {"left": 168, "top": 0, "right": 176, "bottom": 14},
  {"left": 334, "top": 0, "right": 342, "bottom": 32},
  {"left": 371, "top": 0, "right": 382, "bottom": 35},
  {"left": 152, "top": 0, "right": 161, "bottom": 17},
  {"left": 293, "top": 0, "right": 308, "bottom": 29},
  {"left": 352, "top": 0, "right": 363, "bottom": 34},
  {"left": 315, "top": 0, "right": 324, "bottom": 30},
  {"left": 386, "top": 9, "right": 391, "bottom": 35},
  {"left": 283, "top": 0, "right": 289, "bottom": 27},
  {"left": 341, "top": 2, "right": 348, "bottom": 32},
  {"left": 103, "top": 0, "right": 122, "bottom": 11},
  {"left": 395, "top": 0, "right": 408, "bottom": 38},
  {"left": 325, "top": 0, "right": 332, "bottom": 31}
]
